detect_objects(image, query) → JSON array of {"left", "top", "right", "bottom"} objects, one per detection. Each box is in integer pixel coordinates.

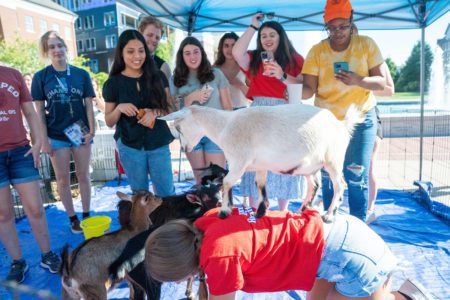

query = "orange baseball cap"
[{"left": 324, "top": 0, "right": 353, "bottom": 23}]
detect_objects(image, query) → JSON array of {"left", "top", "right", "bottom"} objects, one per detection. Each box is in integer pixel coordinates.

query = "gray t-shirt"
[{"left": 169, "top": 67, "right": 229, "bottom": 110}]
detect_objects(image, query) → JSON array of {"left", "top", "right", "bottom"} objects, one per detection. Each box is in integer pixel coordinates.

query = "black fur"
[{"left": 108, "top": 164, "right": 227, "bottom": 300}]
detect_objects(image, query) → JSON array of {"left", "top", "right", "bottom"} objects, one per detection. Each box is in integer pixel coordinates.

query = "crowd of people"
[{"left": 0, "top": 0, "right": 431, "bottom": 299}]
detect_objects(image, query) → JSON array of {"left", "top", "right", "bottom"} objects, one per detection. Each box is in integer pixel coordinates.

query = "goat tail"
[
  {"left": 60, "top": 244, "right": 71, "bottom": 278},
  {"left": 342, "top": 104, "right": 364, "bottom": 134}
]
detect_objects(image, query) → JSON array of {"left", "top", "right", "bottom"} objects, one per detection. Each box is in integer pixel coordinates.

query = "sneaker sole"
[
  {"left": 71, "top": 228, "right": 83, "bottom": 234},
  {"left": 40, "top": 262, "right": 59, "bottom": 274}
]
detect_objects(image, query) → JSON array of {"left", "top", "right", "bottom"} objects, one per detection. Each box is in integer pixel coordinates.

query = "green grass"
[{"left": 378, "top": 92, "right": 420, "bottom": 100}]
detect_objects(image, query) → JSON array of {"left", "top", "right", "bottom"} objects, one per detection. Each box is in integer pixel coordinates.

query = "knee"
[
  {"left": 345, "top": 163, "right": 368, "bottom": 189},
  {"left": 76, "top": 172, "right": 91, "bottom": 185},
  {"left": 27, "top": 205, "right": 45, "bottom": 219},
  {"left": 0, "top": 210, "right": 14, "bottom": 223},
  {"left": 56, "top": 176, "right": 70, "bottom": 187}
]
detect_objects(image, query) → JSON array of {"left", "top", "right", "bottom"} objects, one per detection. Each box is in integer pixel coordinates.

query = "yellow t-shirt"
[{"left": 302, "top": 35, "right": 384, "bottom": 120}]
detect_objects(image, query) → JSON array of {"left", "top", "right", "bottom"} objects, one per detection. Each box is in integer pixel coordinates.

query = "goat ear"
[
  {"left": 158, "top": 108, "right": 190, "bottom": 121},
  {"left": 116, "top": 191, "right": 132, "bottom": 202},
  {"left": 186, "top": 193, "right": 202, "bottom": 205}
]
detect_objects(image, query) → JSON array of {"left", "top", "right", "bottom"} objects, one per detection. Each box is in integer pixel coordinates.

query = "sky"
[{"left": 287, "top": 12, "right": 450, "bottom": 68}]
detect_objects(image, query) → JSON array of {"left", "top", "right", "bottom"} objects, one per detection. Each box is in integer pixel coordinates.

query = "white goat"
[{"left": 161, "top": 104, "right": 360, "bottom": 222}]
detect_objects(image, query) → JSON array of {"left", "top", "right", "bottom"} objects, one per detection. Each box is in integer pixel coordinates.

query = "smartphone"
[
  {"left": 261, "top": 51, "right": 274, "bottom": 63},
  {"left": 334, "top": 62, "right": 349, "bottom": 74}
]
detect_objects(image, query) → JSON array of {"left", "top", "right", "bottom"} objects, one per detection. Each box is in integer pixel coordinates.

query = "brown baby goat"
[{"left": 60, "top": 191, "right": 162, "bottom": 300}]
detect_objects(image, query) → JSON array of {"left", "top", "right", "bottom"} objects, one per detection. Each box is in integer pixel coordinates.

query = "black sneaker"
[
  {"left": 70, "top": 218, "right": 83, "bottom": 234},
  {"left": 40, "top": 251, "right": 62, "bottom": 273},
  {"left": 6, "top": 259, "right": 28, "bottom": 283}
]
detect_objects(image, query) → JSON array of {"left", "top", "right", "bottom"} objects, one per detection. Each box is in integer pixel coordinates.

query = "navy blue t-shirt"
[{"left": 31, "top": 65, "right": 95, "bottom": 142}]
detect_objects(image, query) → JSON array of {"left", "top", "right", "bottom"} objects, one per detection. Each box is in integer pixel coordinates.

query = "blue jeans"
[
  {"left": 0, "top": 145, "right": 41, "bottom": 188},
  {"left": 192, "top": 137, "right": 223, "bottom": 154},
  {"left": 317, "top": 213, "right": 397, "bottom": 297},
  {"left": 322, "top": 108, "right": 377, "bottom": 221},
  {"left": 117, "top": 139, "right": 175, "bottom": 197}
]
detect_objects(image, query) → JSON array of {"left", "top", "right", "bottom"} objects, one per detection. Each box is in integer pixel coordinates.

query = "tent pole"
[{"left": 419, "top": 24, "right": 425, "bottom": 181}]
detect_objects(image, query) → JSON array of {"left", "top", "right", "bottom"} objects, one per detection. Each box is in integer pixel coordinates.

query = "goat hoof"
[
  {"left": 322, "top": 214, "right": 335, "bottom": 224},
  {"left": 218, "top": 209, "right": 230, "bottom": 219}
]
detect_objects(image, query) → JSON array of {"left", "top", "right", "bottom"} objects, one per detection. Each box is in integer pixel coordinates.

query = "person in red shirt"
[
  {"left": 232, "top": 13, "right": 305, "bottom": 212},
  {"left": 0, "top": 65, "right": 61, "bottom": 283},
  {"left": 145, "top": 207, "right": 431, "bottom": 299}
]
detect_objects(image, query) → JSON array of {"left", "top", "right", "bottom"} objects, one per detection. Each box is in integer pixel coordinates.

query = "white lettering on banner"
[
  {"left": 0, "top": 82, "right": 20, "bottom": 97},
  {"left": 0, "top": 116, "right": 10, "bottom": 122}
]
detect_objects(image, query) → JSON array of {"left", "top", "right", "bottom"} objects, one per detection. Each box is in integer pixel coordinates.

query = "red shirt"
[
  {"left": 0, "top": 66, "right": 31, "bottom": 152},
  {"left": 194, "top": 207, "right": 324, "bottom": 296},
  {"left": 242, "top": 51, "right": 304, "bottom": 100}
]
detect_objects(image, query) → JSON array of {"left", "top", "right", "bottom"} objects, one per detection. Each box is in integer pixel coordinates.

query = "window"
[
  {"left": 84, "top": 15, "right": 94, "bottom": 29},
  {"left": 85, "top": 38, "right": 96, "bottom": 51},
  {"left": 107, "top": 57, "right": 114, "bottom": 72},
  {"left": 104, "top": 12, "right": 115, "bottom": 26},
  {"left": 88, "top": 59, "right": 98, "bottom": 73},
  {"left": 40, "top": 20, "right": 48, "bottom": 34},
  {"left": 65, "top": 26, "right": 72, "bottom": 40},
  {"left": 105, "top": 34, "right": 117, "bottom": 49},
  {"left": 52, "top": 24, "right": 60, "bottom": 33},
  {"left": 75, "top": 18, "right": 82, "bottom": 30},
  {"left": 70, "top": 0, "right": 80, "bottom": 11},
  {"left": 121, "top": 14, "right": 136, "bottom": 28},
  {"left": 77, "top": 40, "right": 83, "bottom": 52},
  {"left": 25, "top": 16, "right": 34, "bottom": 32}
]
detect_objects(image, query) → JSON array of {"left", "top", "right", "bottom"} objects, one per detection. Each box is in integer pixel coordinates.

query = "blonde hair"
[
  {"left": 138, "top": 15, "right": 164, "bottom": 35},
  {"left": 39, "top": 31, "right": 67, "bottom": 57},
  {"left": 145, "top": 219, "right": 202, "bottom": 282}
]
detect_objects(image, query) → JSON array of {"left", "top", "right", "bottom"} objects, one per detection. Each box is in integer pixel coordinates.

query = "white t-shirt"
[{"left": 229, "top": 70, "right": 249, "bottom": 109}]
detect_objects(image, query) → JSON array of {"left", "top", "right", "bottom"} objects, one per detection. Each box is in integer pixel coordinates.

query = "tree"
[
  {"left": 0, "top": 36, "right": 108, "bottom": 88},
  {"left": 395, "top": 41, "right": 433, "bottom": 92},
  {"left": 385, "top": 57, "right": 399, "bottom": 83},
  {"left": 155, "top": 28, "right": 175, "bottom": 67},
  {"left": 0, "top": 37, "right": 45, "bottom": 74}
]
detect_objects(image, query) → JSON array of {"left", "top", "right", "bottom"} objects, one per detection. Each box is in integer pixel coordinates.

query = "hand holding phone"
[
  {"left": 261, "top": 51, "right": 274, "bottom": 76},
  {"left": 333, "top": 62, "right": 349, "bottom": 74}
]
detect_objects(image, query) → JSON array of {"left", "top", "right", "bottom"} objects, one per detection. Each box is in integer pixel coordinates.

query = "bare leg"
[
  {"left": 277, "top": 199, "right": 289, "bottom": 211},
  {"left": 50, "top": 148, "right": 75, "bottom": 217},
  {"left": 204, "top": 152, "right": 226, "bottom": 170},
  {"left": 0, "top": 186, "right": 22, "bottom": 260},
  {"left": 185, "top": 151, "right": 206, "bottom": 185},
  {"left": 307, "top": 278, "right": 334, "bottom": 300},
  {"left": 368, "top": 137, "right": 381, "bottom": 213},
  {"left": 15, "top": 181, "right": 51, "bottom": 253},
  {"left": 72, "top": 144, "right": 92, "bottom": 213}
]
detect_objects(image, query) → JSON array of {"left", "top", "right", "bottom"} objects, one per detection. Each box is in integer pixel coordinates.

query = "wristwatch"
[{"left": 279, "top": 72, "right": 288, "bottom": 82}]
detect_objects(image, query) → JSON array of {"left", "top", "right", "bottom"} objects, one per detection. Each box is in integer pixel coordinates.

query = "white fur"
[{"left": 161, "top": 104, "right": 361, "bottom": 220}]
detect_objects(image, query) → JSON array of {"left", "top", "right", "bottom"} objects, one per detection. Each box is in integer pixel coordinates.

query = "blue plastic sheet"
[{"left": 1, "top": 180, "right": 449, "bottom": 299}]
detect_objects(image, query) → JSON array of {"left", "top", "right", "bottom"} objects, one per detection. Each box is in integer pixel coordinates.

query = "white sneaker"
[
  {"left": 366, "top": 210, "right": 377, "bottom": 224},
  {"left": 398, "top": 278, "right": 435, "bottom": 300}
]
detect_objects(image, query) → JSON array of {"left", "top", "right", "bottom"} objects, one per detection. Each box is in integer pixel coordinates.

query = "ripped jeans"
[{"left": 322, "top": 108, "right": 377, "bottom": 221}]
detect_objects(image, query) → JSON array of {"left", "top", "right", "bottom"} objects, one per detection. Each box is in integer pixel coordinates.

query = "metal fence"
[
  {"left": 12, "top": 153, "right": 79, "bottom": 220},
  {"left": 377, "top": 106, "right": 450, "bottom": 219}
]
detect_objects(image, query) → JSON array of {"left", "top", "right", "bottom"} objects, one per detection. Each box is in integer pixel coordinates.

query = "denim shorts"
[
  {"left": 49, "top": 137, "right": 93, "bottom": 150},
  {"left": 0, "top": 145, "right": 41, "bottom": 188},
  {"left": 192, "top": 137, "right": 223, "bottom": 154},
  {"left": 317, "top": 213, "right": 397, "bottom": 297}
]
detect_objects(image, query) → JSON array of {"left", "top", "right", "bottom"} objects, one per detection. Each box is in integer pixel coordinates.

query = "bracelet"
[{"left": 249, "top": 24, "right": 259, "bottom": 31}]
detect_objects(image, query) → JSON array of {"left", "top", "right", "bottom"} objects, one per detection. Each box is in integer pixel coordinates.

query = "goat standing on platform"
[{"left": 161, "top": 104, "right": 361, "bottom": 222}]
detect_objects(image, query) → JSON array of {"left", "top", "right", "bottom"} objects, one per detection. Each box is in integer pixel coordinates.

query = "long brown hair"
[
  {"left": 145, "top": 219, "right": 202, "bottom": 282},
  {"left": 109, "top": 30, "right": 169, "bottom": 112},
  {"left": 173, "top": 37, "right": 215, "bottom": 88},
  {"left": 214, "top": 32, "right": 239, "bottom": 66},
  {"left": 249, "top": 21, "right": 298, "bottom": 76}
]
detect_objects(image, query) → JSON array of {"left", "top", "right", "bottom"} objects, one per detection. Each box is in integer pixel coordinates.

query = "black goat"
[{"left": 108, "top": 164, "right": 227, "bottom": 300}]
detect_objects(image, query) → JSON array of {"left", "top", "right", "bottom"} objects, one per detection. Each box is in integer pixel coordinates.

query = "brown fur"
[{"left": 60, "top": 191, "right": 162, "bottom": 300}]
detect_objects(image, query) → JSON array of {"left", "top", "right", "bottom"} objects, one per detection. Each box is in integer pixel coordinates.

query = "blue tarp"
[
  {"left": 130, "top": 0, "right": 450, "bottom": 33},
  {"left": 1, "top": 180, "right": 449, "bottom": 299}
]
